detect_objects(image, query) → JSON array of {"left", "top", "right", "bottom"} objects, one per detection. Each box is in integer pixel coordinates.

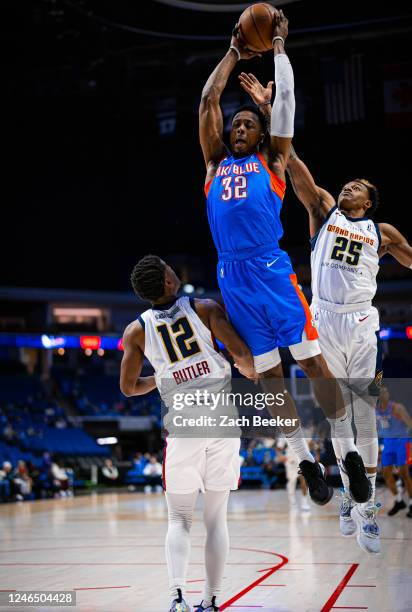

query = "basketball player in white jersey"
[
  {"left": 239, "top": 73, "right": 412, "bottom": 554},
  {"left": 285, "top": 150, "right": 412, "bottom": 554},
  {"left": 120, "top": 255, "right": 255, "bottom": 612}
]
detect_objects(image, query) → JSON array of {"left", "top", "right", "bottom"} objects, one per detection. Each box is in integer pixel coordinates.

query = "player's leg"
[
  {"left": 196, "top": 490, "right": 230, "bottom": 611},
  {"left": 345, "top": 309, "right": 381, "bottom": 552},
  {"left": 294, "top": 351, "right": 371, "bottom": 504},
  {"left": 197, "top": 438, "right": 240, "bottom": 611},
  {"left": 286, "top": 461, "right": 298, "bottom": 506},
  {"left": 258, "top": 360, "right": 333, "bottom": 505},
  {"left": 399, "top": 463, "right": 412, "bottom": 517},
  {"left": 166, "top": 490, "right": 199, "bottom": 611},
  {"left": 298, "top": 474, "right": 311, "bottom": 511},
  {"left": 347, "top": 308, "right": 381, "bottom": 507},
  {"left": 383, "top": 460, "right": 407, "bottom": 515},
  {"left": 164, "top": 438, "right": 207, "bottom": 610}
]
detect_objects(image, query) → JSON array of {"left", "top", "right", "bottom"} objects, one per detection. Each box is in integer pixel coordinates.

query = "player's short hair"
[
  {"left": 231, "top": 104, "right": 266, "bottom": 132},
  {"left": 130, "top": 255, "right": 166, "bottom": 302},
  {"left": 355, "top": 178, "right": 380, "bottom": 215}
]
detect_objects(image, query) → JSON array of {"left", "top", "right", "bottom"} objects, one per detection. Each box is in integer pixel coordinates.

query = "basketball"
[{"left": 238, "top": 3, "right": 278, "bottom": 52}]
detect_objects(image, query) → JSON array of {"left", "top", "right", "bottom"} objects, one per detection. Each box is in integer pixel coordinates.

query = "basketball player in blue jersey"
[
  {"left": 240, "top": 70, "right": 412, "bottom": 553},
  {"left": 377, "top": 387, "right": 412, "bottom": 518},
  {"left": 199, "top": 10, "right": 371, "bottom": 507}
]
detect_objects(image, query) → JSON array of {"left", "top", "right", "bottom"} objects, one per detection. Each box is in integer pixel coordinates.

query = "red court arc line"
[
  {"left": 220, "top": 552, "right": 288, "bottom": 611},
  {"left": 321, "top": 563, "right": 359, "bottom": 612},
  {"left": 187, "top": 580, "right": 206, "bottom": 583},
  {"left": 74, "top": 586, "right": 130, "bottom": 591}
]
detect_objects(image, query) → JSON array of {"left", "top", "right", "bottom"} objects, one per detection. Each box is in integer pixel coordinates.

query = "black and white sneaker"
[
  {"left": 342, "top": 452, "right": 372, "bottom": 504},
  {"left": 388, "top": 500, "right": 406, "bottom": 516},
  {"left": 195, "top": 597, "right": 219, "bottom": 611},
  {"left": 298, "top": 460, "right": 333, "bottom": 506},
  {"left": 169, "top": 589, "right": 192, "bottom": 612}
]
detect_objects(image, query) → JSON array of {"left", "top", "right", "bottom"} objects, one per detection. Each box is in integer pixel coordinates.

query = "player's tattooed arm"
[
  {"left": 194, "top": 299, "right": 256, "bottom": 380},
  {"left": 199, "top": 26, "right": 260, "bottom": 178},
  {"left": 286, "top": 147, "right": 335, "bottom": 238},
  {"left": 379, "top": 223, "right": 412, "bottom": 268},
  {"left": 120, "top": 321, "right": 156, "bottom": 397}
]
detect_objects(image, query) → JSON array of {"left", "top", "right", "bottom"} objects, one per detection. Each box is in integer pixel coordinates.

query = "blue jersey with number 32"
[{"left": 205, "top": 152, "right": 286, "bottom": 259}]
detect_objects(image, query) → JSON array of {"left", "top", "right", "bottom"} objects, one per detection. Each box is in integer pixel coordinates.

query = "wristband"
[
  {"left": 272, "top": 35, "right": 285, "bottom": 47},
  {"left": 229, "top": 45, "right": 241, "bottom": 61}
]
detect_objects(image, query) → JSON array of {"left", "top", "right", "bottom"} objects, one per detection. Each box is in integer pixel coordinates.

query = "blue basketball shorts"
[
  {"left": 381, "top": 438, "right": 412, "bottom": 467},
  {"left": 217, "top": 248, "right": 319, "bottom": 372}
]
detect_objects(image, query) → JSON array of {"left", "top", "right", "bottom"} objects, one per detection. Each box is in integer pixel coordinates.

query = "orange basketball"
[{"left": 238, "top": 3, "right": 278, "bottom": 52}]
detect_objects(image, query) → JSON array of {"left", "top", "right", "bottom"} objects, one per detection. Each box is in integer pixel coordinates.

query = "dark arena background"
[{"left": 1, "top": 1, "right": 412, "bottom": 611}]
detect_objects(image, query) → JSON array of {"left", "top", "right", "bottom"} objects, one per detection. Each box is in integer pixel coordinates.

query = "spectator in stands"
[
  {"left": 0, "top": 461, "right": 13, "bottom": 502},
  {"left": 101, "top": 459, "right": 120, "bottom": 487},
  {"left": 143, "top": 455, "right": 163, "bottom": 493},
  {"left": 2, "top": 422, "right": 18, "bottom": 443},
  {"left": 13, "top": 460, "right": 33, "bottom": 500},
  {"left": 51, "top": 460, "right": 71, "bottom": 498}
]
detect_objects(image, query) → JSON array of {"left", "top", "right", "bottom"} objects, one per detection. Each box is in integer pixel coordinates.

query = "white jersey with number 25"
[{"left": 311, "top": 205, "right": 380, "bottom": 306}]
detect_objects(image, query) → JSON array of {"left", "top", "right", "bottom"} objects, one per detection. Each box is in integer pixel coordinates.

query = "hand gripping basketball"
[{"left": 229, "top": 23, "right": 263, "bottom": 62}]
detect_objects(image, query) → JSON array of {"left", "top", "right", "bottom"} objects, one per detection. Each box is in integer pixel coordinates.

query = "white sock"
[
  {"left": 327, "top": 413, "right": 357, "bottom": 458},
  {"left": 360, "top": 472, "right": 376, "bottom": 509},
  {"left": 165, "top": 491, "right": 198, "bottom": 598},
  {"left": 395, "top": 491, "right": 403, "bottom": 503},
  {"left": 203, "top": 490, "right": 230, "bottom": 604},
  {"left": 285, "top": 428, "right": 314, "bottom": 463}
]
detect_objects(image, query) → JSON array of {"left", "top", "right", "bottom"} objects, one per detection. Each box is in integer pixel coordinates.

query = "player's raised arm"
[
  {"left": 379, "top": 224, "right": 412, "bottom": 268},
  {"left": 238, "top": 71, "right": 335, "bottom": 237},
  {"left": 267, "top": 10, "right": 294, "bottom": 180},
  {"left": 199, "top": 26, "right": 260, "bottom": 175},
  {"left": 194, "top": 299, "right": 255, "bottom": 379},
  {"left": 120, "top": 321, "right": 156, "bottom": 397}
]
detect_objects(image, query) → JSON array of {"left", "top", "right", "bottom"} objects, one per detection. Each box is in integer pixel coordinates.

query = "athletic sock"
[
  {"left": 337, "top": 459, "right": 350, "bottom": 494},
  {"left": 327, "top": 413, "right": 357, "bottom": 458},
  {"left": 285, "top": 428, "right": 315, "bottom": 463},
  {"left": 360, "top": 472, "right": 376, "bottom": 510},
  {"left": 395, "top": 491, "right": 403, "bottom": 503}
]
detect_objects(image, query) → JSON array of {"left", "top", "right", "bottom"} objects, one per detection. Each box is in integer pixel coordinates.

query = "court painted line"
[
  {"left": 220, "top": 550, "right": 288, "bottom": 611},
  {"left": 321, "top": 563, "right": 360, "bottom": 612},
  {"left": 73, "top": 586, "right": 131, "bottom": 591}
]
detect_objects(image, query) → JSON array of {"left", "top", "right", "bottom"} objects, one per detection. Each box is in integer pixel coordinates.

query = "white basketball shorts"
[{"left": 162, "top": 437, "right": 241, "bottom": 494}]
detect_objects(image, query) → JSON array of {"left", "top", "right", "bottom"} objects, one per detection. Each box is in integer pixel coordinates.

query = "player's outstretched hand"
[
  {"left": 273, "top": 9, "right": 289, "bottom": 44},
  {"left": 239, "top": 72, "right": 273, "bottom": 106},
  {"left": 230, "top": 23, "right": 262, "bottom": 60}
]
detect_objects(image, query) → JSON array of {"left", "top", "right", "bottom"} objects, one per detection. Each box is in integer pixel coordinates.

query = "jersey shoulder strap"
[{"left": 310, "top": 204, "right": 338, "bottom": 250}]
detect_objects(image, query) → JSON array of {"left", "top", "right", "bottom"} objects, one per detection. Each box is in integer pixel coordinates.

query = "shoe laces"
[
  {"left": 361, "top": 503, "right": 381, "bottom": 536},
  {"left": 339, "top": 490, "right": 353, "bottom": 516}
]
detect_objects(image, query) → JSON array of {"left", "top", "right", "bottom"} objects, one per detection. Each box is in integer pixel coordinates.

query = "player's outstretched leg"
[
  {"left": 166, "top": 491, "right": 198, "bottom": 612},
  {"left": 259, "top": 363, "right": 333, "bottom": 505},
  {"left": 296, "top": 354, "right": 372, "bottom": 504}
]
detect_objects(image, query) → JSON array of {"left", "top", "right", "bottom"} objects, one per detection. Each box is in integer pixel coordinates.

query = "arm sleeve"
[{"left": 270, "top": 53, "right": 295, "bottom": 138}]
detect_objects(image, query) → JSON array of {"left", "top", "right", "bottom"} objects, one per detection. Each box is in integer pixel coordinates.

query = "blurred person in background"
[
  {"left": 143, "top": 455, "right": 163, "bottom": 493},
  {"left": 101, "top": 458, "right": 120, "bottom": 487}
]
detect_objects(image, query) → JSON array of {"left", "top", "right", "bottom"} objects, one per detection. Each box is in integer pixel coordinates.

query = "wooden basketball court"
[{"left": 0, "top": 489, "right": 411, "bottom": 611}]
